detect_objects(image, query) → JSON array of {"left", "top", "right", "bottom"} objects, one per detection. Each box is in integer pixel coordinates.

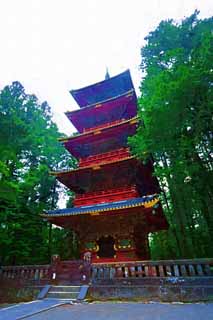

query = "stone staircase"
[{"left": 46, "top": 285, "right": 81, "bottom": 300}]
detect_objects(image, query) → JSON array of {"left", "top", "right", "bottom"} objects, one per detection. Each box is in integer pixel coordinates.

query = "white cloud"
[{"left": 0, "top": 0, "right": 212, "bottom": 134}]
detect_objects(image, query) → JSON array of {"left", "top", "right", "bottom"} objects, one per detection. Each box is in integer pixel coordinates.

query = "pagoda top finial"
[{"left": 105, "top": 68, "right": 110, "bottom": 80}]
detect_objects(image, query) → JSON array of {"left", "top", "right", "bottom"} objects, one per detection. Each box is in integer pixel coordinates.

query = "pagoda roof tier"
[
  {"left": 66, "top": 90, "right": 137, "bottom": 133},
  {"left": 70, "top": 69, "right": 135, "bottom": 109},
  {"left": 60, "top": 117, "right": 138, "bottom": 159},
  {"left": 51, "top": 157, "right": 135, "bottom": 193},
  {"left": 51, "top": 158, "right": 159, "bottom": 195},
  {"left": 41, "top": 196, "right": 168, "bottom": 232},
  {"left": 43, "top": 195, "right": 158, "bottom": 217}
]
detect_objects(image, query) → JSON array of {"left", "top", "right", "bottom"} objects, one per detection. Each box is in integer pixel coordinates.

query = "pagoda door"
[{"left": 97, "top": 236, "right": 115, "bottom": 258}]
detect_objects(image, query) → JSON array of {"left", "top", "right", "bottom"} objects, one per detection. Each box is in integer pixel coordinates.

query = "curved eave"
[
  {"left": 50, "top": 156, "right": 135, "bottom": 176},
  {"left": 65, "top": 91, "right": 137, "bottom": 133},
  {"left": 69, "top": 89, "right": 136, "bottom": 110},
  {"left": 59, "top": 117, "right": 138, "bottom": 143},
  {"left": 66, "top": 90, "right": 135, "bottom": 116},
  {"left": 59, "top": 118, "right": 138, "bottom": 159},
  {"left": 41, "top": 196, "right": 159, "bottom": 218},
  {"left": 70, "top": 70, "right": 135, "bottom": 108}
]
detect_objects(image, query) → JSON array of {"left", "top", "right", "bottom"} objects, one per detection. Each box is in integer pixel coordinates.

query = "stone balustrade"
[
  {"left": 0, "top": 265, "right": 51, "bottom": 284},
  {"left": 91, "top": 259, "right": 213, "bottom": 281},
  {"left": 1, "top": 259, "right": 213, "bottom": 285}
]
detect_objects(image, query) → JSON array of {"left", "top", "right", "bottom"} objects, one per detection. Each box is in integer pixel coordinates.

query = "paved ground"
[
  {"left": 0, "top": 299, "right": 70, "bottom": 320},
  {"left": 25, "top": 302, "right": 213, "bottom": 320}
]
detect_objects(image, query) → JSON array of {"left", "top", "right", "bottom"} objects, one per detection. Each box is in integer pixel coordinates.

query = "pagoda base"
[
  {"left": 44, "top": 197, "right": 168, "bottom": 265},
  {"left": 81, "top": 234, "right": 150, "bottom": 264}
]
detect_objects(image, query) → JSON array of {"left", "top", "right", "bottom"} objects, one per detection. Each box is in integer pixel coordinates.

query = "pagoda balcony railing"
[
  {"left": 83, "top": 119, "right": 127, "bottom": 134},
  {"left": 91, "top": 259, "right": 213, "bottom": 282},
  {"left": 74, "top": 185, "right": 139, "bottom": 207},
  {"left": 79, "top": 148, "right": 131, "bottom": 168}
]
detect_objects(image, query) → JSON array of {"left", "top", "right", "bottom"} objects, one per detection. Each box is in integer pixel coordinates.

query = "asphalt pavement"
[
  {"left": 0, "top": 299, "right": 71, "bottom": 320},
  {"left": 23, "top": 302, "right": 213, "bottom": 320}
]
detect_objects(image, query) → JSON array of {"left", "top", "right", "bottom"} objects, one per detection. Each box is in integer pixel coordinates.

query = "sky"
[{"left": 0, "top": 0, "right": 212, "bottom": 135}]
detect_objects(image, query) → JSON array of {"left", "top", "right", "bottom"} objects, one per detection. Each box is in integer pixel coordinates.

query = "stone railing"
[
  {"left": 0, "top": 265, "right": 51, "bottom": 284},
  {"left": 91, "top": 259, "right": 213, "bottom": 281},
  {"left": 2, "top": 258, "right": 213, "bottom": 285}
]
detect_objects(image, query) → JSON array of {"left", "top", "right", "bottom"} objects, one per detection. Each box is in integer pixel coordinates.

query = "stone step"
[
  {"left": 56, "top": 280, "right": 80, "bottom": 285},
  {"left": 46, "top": 291, "right": 79, "bottom": 299},
  {"left": 50, "top": 286, "right": 81, "bottom": 293},
  {"left": 46, "top": 285, "right": 81, "bottom": 299}
]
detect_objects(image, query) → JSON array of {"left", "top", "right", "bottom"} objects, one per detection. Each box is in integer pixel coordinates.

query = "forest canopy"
[
  {"left": 0, "top": 82, "right": 77, "bottom": 265},
  {"left": 130, "top": 10, "right": 213, "bottom": 259}
]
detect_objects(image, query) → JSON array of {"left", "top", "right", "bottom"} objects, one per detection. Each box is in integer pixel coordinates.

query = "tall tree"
[
  {"left": 130, "top": 11, "right": 213, "bottom": 259},
  {"left": 0, "top": 81, "right": 77, "bottom": 265}
]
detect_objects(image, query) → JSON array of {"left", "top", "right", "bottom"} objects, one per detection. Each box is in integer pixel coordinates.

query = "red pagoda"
[{"left": 43, "top": 70, "right": 168, "bottom": 263}]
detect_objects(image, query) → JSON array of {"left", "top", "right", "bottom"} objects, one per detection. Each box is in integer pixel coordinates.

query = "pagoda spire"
[{"left": 105, "top": 68, "right": 110, "bottom": 80}]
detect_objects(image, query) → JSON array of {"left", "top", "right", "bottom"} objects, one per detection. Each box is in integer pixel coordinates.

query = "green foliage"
[
  {"left": 130, "top": 11, "right": 213, "bottom": 259},
  {"left": 0, "top": 81, "right": 78, "bottom": 265},
  {"left": 51, "top": 228, "right": 79, "bottom": 260}
]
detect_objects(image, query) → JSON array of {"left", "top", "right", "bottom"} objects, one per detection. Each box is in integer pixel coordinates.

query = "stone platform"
[{"left": 89, "top": 277, "right": 213, "bottom": 302}]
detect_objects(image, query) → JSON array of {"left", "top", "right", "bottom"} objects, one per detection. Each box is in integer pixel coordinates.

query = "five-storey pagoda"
[{"left": 43, "top": 70, "right": 168, "bottom": 263}]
